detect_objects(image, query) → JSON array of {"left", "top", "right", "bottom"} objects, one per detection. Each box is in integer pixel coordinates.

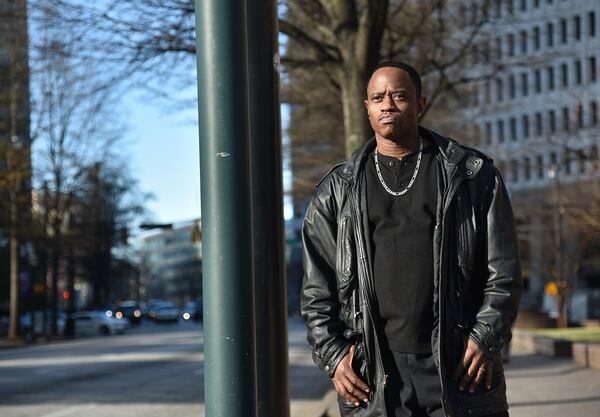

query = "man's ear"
[
  {"left": 417, "top": 96, "right": 427, "bottom": 114},
  {"left": 364, "top": 100, "right": 370, "bottom": 117}
]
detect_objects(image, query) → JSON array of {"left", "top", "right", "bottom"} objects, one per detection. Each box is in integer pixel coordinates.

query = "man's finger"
[
  {"left": 485, "top": 362, "right": 493, "bottom": 390},
  {"left": 468, "top": 365, "right": 486, "bottom": 393},
  {"left": 350, "top": 373, "right": 370, "bottom": 397},
  {"left": 342, "top": 368, "right": 370, "bottom": 401},
  {"left": 341, "top": 378, "right": 362, "bottom": 406},
  {"left": 455, "top": 347, "right": 473, "bottom": 380},
  {"left": 348, "top": 344, "right": 356, "bottom": 361}
]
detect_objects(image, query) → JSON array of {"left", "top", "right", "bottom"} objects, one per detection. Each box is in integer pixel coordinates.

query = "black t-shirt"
[{"left": 365, "top": 139, "right": 438, "bottom": 353}]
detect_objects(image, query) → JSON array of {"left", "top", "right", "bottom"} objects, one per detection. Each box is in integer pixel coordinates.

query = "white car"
[
  {"left": 73, "top": 311, "right": 128, "bottom": 336},
  {"left": 154, "top": 305, "right": 179, "bottom": 323}
]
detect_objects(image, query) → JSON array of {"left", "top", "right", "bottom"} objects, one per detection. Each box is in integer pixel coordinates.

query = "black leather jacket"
[{"left": 301, "top": 127, "right": 522, "bottom": 417}]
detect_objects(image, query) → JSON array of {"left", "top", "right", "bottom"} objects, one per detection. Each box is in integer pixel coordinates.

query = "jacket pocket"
[
  {"left": 337, "top": 216, "right": 356, "bottom": 300},
  {"left": 454, "top": 193, "right": 475, "bottom": 272}
]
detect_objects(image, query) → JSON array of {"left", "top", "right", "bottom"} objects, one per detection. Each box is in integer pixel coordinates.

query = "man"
[{"left": 301, "top": 61, "right": 522, "bottom": 417}]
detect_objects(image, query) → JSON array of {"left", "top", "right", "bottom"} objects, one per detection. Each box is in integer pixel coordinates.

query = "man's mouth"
[{"left": 379, "top": 114, "right": 398, "bottom": 123}]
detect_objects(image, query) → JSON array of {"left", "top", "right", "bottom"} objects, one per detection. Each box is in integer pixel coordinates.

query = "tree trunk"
[
  {"left": 340, "top": 68, "right": 372, "bottom": 158},
  {"left": 8, "top": 233, "right": 20, "bottom": 340},
  {"left": 50, "top": 246, "right": 60, "bottom": 337}
]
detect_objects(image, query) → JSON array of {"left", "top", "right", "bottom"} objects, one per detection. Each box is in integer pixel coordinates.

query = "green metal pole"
[
  {"left": 194, "top": 2, "right": 257, "bottom": 417},
  {"left": 246, "top": 1, "right": 290, "bottom": 416}
]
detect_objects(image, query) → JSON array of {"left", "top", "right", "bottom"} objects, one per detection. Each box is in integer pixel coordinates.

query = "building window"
[
  {"left": 522, "top": 114, "right": 530, "bottom": 138},
  {"left": 534, "top": 0, "right": 540, "bottom": 7},
  {"left": 521, "top": 72, "right": 529, "bottom": 96},
  {"left": 589, "top": 11, "right": 597, "bottom": 37},
  {"left": 591, "top": 145, "right": 599, "bottom": 171},
  {"left": 509, "top": 75, "right": 516, "bottom": 98},
  {"left": 495, "top": 37, "right": 502, "bottom": 60},
  {"left": 577, "top": 103, "right": 584, "bottom": 128},
  {"left": 486, "top": 122, "right": 493, "bottom": 144},
  {"left": 497, "top": 119, "right": 505, "bottom": 142},
  {"left": 560, "top": 63, "right": 569, "bottom": 87},
  {"left": 534, "top": 69, "right": 542, "bottom": 93},
  {"left": 495, "top": 0, "right": 502, "bottom": 18},
  {"left": 578, "top": 150, "right": 586, "bottom": 174},
  {"left": 507, "top": 0, "right": 514, "bottom": 15},
  {"left": 575, "top": 60, "right": 582, "bottom": 84},
  {"left": 589, "top": 56, "right": 597, "bottom": 82},
  {"left": 520, "top": 30, "right": 528, "bottom": 54},
  {"left": 560, "top": 18, "right": 568, "bottom": 43},
  {"left": 536, "top": 155, "right": 544, "bottom": 178},
  {"left": 574, "top": 15, "right": 581, "bottom": 40},
  {"left": 524, "top": 157, "right": 531, "bottom": 180},
  {"left": 547, "top": 22, "right": 554, "bottom": 47},
  {"left": 496, "top": 78, "right": 504, "bottom": 101},
  {"left": 549, "top": 109, "right": 556, "bottom": 133},
  {"left": 565, "top": 151, "right": 572, "bottom": 175},
  {"left": 482, "top": 40, "right": 491, "bottom": 63},
  {"left": 562, "top": 106, "right": 570, "bottom": 131},
  {"left": 547, "top": 66, "right": 555, "bottom": 90},
  {"left": 535, "top": 112, "right": 543, "bottom": 135},
  {"left": 511, "top": 160, "right": 519, "bottom": 182},
  {"left": 507, "top": 33, "right": 515, "bottom": 56},
  {"left": 591, "top": 101, "right": 598, "bottom": 126},
  {"left": 510, "top": 117, "right": 517, "bottom": 140},
  {"left": 533, "top": 26, "right": 541, "bottom": 50},
  {"left": 520, "top": 0, "right": 527, "bottom": 11},
  {"left": 484, "top": 81, "right": 491, "bottom": 103}
]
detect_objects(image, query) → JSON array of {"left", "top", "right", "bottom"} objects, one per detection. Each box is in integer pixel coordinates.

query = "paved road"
[{"left": 0, "top": 317, "right": 331, "bottom": 417}]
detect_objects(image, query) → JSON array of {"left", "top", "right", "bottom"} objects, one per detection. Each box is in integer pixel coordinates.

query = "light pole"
[
  {"left": 547, "top": 163, "right": 568, "bottom": 327},
  {"left": 194, "top": 2, "right": 257, "bottom": 416}
]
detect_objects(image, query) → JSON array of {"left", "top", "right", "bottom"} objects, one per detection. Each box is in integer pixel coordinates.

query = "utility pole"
[
  {"left": 246, "top": 1, "right": 290, "bottom": 416},
  {"left": 194, "top": 2, "right": 257, "bottom": 417}
]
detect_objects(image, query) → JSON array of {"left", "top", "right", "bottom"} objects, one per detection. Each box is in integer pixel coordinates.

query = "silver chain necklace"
[{"left": 374, "top": 138, "right": 423, "bottom": 196}]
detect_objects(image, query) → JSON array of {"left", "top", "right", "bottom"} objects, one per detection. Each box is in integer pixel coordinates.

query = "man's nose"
[{"left": 381, "top": 94, "right": 396, "bottom": 110}]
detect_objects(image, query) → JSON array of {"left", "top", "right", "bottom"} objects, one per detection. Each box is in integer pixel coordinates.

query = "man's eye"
[
  {"left": 372, "top": 96, "right": 382, "bottom": 101},
  {"left": 392, "top": 93, "right": 405, "bottom": 100}
]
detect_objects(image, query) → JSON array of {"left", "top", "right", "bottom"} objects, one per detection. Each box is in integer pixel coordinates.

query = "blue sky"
[
  {"left": 124, "top": 92, "right": 292, "bottom": 225},
  {"left": 124, "top": 94, "right": 202, "bottom": 224}
]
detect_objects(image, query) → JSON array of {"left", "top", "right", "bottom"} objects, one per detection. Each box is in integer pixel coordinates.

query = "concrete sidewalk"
[{"left": 313, "top": 348, "right": 600, "bottom": 417}]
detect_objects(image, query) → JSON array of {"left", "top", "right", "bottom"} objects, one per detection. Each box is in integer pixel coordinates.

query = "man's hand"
[
  {"left": 454, "top": 337, "right": 493, "bottom": 393},
  {"left": 332, "top": 344, "right": 370, "bottom": 407}
]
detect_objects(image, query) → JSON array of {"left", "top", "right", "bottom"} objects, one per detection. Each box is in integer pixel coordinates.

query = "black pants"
[{"left": 382, "top": 349, "right": 509, "bottom": 417}]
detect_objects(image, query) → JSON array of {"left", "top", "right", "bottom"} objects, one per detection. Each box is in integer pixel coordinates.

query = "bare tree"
[
  {"left": 29, "top": 4, "right": 128, "bottom": 335},
  {"left": 0, "top": 0, "right": 31, "bottom": 340}
]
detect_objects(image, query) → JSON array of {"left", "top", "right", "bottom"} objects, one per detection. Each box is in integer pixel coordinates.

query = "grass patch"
[{"left": 528, "top": 327, "right": 600, "bottom": 343}]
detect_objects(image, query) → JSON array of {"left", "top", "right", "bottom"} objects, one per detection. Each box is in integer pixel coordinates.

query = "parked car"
[
  {"left": 112, "top": 301, "right": 142, "bottom": 325},
  {"left": 143, "top": 300, "right": 169, "bottom": 320},
  {"left": 154, "top": 304, "right": 179, "bottom": 323},
  {"left": 181, "top": 301, "right": 202, "bottom": 322},
  {"left": 73, "top": 311, "right": 128, "bottom": 336}
]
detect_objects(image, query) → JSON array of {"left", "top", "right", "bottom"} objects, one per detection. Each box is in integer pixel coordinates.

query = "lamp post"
[
  {"left": 194, "top": 2, "right": 257, "bottom": 416},
  {"left": 547, "top": 163, "right": 568, "bottom": 327}
]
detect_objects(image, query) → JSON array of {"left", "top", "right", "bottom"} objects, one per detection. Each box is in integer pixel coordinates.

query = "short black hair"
[{"left": 369, "top": 60, "right": 422, "bottom": 97}]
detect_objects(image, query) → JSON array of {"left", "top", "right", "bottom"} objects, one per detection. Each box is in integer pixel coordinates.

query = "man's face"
[{"left": 364, "top": 67, "right": 426, "bottom": 141}]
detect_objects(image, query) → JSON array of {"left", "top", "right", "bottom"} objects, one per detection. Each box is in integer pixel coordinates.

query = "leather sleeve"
[
  {"left": 301, "top": 193, "right": 352, "bottom": 378},
  {"left": 469, "top": 167, "right": 523, "bottom": 359}
]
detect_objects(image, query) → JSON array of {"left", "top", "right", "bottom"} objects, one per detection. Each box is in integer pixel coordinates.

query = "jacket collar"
[{"left": 342, "top": 126, "right": 467, "bottom": 183}]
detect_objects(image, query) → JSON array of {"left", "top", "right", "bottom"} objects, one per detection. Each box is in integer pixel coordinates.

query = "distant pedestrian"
[{"left": 301, "top": 61, "right": 522, "bottom": 417}]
